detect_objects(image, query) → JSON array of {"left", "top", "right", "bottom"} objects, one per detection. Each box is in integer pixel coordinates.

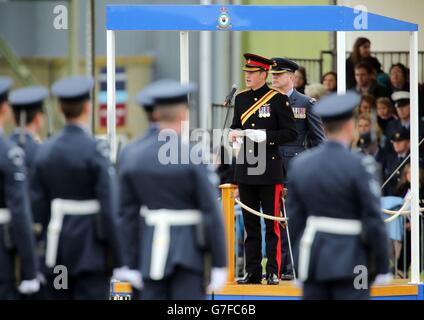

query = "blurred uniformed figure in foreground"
[
  {"left": 0, "top": 77, "right": 40, "bottom": 299},
  {"left": 118, "top": 82, "right": 159, "bottom": 165},
  {"left": 229, "top": 53, "right": 297, "bottom": 285},
  {"left": 270, "top": 57, "right": 325, "bottom": 281},
  {"left": 9, "top": 85, "right": 47, "bottom": 173},
  {"left": 287, "top": 91, "right": 391, "bottom": 300},
  {"left": 31, "top": 76, "right": 126, "bottom": 299},
  {"left": 119, "top": 79, "right": 227, "bottom": 300}
]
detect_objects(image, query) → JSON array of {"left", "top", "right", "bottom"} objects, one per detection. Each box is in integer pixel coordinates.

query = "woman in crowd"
[
  {"left": 346, "top": 37, "right": 387, "bottom": 89},
  {"left": 294, "top": 66, "right": 307, "bottom": 94},
  {"left": 358, "top": 93, "right": 376, "bottom": 115},
  {"left": 389, "top": 63, "right": 410, "bottom": 95},
  {"left": 321, "top": 71, "right": 337, "bottom": 94}
]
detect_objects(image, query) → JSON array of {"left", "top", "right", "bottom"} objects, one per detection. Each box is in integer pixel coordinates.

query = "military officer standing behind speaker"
[
  {"left": 119, "top": 79, "right": 227, "bottom": 300},
  {"left": 270, "top": 57, "right": 326, "bottom": 281},
  {"left": 229, "top": 53, "right": 297, "bottom": 285},
  {"left": 286, "top": 92, "right": 391, "bottom": 299},
  {"left": 0, "top": 77, "right": 40, "bottom": 299},
  {"left": 31, "top": 76, "right": 126, "bottom": 299}
]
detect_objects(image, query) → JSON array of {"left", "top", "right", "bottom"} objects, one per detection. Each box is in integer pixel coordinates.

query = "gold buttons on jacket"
[
  {"left": 272, "top": 156, "right": 275, "bottom": 160},
  {"left": 254, "top": 98, "right": 258, "bottom": 101},
  {"left": 251, "top": 123, "right": 255, "bottom": 127}
]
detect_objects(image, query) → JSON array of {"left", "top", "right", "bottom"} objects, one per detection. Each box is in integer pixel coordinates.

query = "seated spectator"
[
  {"left": 357, "top": 113, "right": 372, "bottom": 135},
  {"left": 389, "top": 63, "right": 410, "bottom": 95},
  {"left": 389, "top": 63, "right": 424, "bottom": 121},
  {"left": 357, "top": 93, "right": 376, "bottom": 115},
  {"left": 321, "top": 71, "right": 337, "bottom": 93},
  {"left": 386, "top": 91, "right": 412, "bottom": 137},
  {"left": 346, "top": 37, "right": 387, "bottom": 89},
  {"left": 354, "top": 62, "right": 390, "bottom": 99},
  {"left": 356, "top": 132, "right": 380, "bottom": 157},
  {"left": 304, "top": 83, "right": 327, "bottom": 101},
  {"left": 294, "top": 66, "right": 307, "bottom": 94},
  {"left": 376, "top": 97, "right": 398, "bottom": 136},
  {"left": 381, "top": 128, "right": 410, "bottom": 196},
  {"left": 352, "top": 113, "right": 382, "bottom": 158}
]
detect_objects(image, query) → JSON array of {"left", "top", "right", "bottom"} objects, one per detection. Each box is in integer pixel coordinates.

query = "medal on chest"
[
  {"left": 292, "top": 106, "right": 306, "bottom": 119},
  {"left": 258, "top": 103, "right": 271, "bottom": 118}
]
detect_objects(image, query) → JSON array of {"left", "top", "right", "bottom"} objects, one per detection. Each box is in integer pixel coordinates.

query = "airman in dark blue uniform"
[
  {"left": 287, "top": 91, "right": 390, "bottom": 300},
  {"left": 381, "top": 128, "right": 410, "bottom": 196},
  {"left": 0, "top": 77, "right": 40, "bottom": 299},
  {"left": 31, "top": 76, "right": 125, "bottom": 299},
  {"left": 118, "top": 82, "right": 159, "bottom": 165},
  {"left": 270, "top": 58, "right": 326, "bottom": 280},
  {"left": 119, "top": 79, "right": 227, "bottom": 300},
  {"left": 8, "top": 86, "right": 47, "bottom": 171}
]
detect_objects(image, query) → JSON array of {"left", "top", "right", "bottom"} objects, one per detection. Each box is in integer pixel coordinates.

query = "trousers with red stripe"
[{"left": 238, "top": 183, "right": 283, "bottom": 277}]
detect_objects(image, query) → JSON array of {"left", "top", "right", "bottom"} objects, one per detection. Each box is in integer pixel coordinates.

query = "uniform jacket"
[
  {"left": 31, "top": 124, "right": 124, "bottom": 276},
  {"left": 0, "top": 133, "right": 37, "bottom": 282},
  {"left": 286, "top": 140, "right": 389, "bottom": 282},
  {"left": 119, "top": 132, "right": 227, "bottom": 279},
  {"left": 230, "top": 84, "right": 297, "bottom": 184},
  {"left": 279, "top": 89, "right": 325, "bottom": 175}
]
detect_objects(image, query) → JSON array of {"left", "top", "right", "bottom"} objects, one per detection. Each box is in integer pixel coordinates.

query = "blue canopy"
[{"left": 106, "top": 5, "right": 418, "bottom": 32}]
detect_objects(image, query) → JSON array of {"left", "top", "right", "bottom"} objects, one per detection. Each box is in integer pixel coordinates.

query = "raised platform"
[{"left": 214, "top": 279, "right": 424, "bottom": 300}]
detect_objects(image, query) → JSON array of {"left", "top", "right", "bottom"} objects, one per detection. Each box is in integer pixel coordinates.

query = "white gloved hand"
[
  {"left": 372, "top": 273, "right": 393, "bottom": 286},
  {"left": 207, "top": 267, "right": 228, "bottom": 292},
  {"left": 18, "top": 278, "right": 40, "bottom": 295},
  {"left": 244, "top": 129, "right": 267, "bottom": 143},
  {"left": 113, "top": 266, "right": 143, "bottom": 290}
]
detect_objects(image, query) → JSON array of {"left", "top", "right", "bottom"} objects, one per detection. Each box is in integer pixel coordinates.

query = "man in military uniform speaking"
[
  {"left": 286, "top": 92, "right": 391, "bottom": 299},
  {"left": 229, "top": 53, "right": 297, "bottom": 285},
  {"left": 270, "top": 57, "right": 326, "bottom": 281}
]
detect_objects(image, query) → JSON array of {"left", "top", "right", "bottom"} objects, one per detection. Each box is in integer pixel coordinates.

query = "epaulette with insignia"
[
  {"left": 235, "top": 88, "right": 250, "bottom": 96},
  {"left": 309, "top": 98, "right": 317, "bottom": 104}
]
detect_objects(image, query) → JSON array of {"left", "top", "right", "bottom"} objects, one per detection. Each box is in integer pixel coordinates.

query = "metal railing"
[{"left": 321, "top": 50, "right": 424, "bottom": 84}]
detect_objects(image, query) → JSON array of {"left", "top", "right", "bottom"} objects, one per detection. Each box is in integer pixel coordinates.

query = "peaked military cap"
[
  {"left": 270, "top": 57, "right": 299, "bottom": 74},
  {"left": 358, "top": 132, "right": 372, "bottom": 149},
  {"left": 0, "top": 76, "right": 13, "bottom": 103},
  {"left": 314, "top": 91, "right": 360, "bottom": 121},
  {"left": 136, "top": 88, "right": 154, "bottom": 112},
  {"left": 391, "top": 91, "right": 410, "bottom": 108},
  {"left": 9, "top": 85, "right": 48, "bottom": 111},
  {"left": 242, "top": 53, "right": 273, "bottom": 72},
  {"left": 52, "top": 75, "right": 94, "bottom": 103},
  {"left": 146, "top": 79, "right": 197, "bottom": 106},
  {"left": 391, "top": 127, "right": 410, "bottom": 142}
]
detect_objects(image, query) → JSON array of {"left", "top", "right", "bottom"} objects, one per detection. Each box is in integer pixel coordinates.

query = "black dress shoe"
[
  {"left": 280, "top": 273, "right": 294, "bottom": 281},
  {"left": 237, "top": 273, "right": 262, "bottom": 284},
  {"left": 266, "top": 273, "right": 279, "bottom": 285}
]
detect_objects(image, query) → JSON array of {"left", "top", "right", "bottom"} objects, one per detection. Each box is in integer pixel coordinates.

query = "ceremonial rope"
[{"left": 234, "top": 198, "right": 287, "bottom": 222}]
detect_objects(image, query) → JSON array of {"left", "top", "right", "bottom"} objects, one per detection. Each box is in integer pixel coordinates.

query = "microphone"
[{"left": 223, "top": 84, "right": 238, "bottom": 107}]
